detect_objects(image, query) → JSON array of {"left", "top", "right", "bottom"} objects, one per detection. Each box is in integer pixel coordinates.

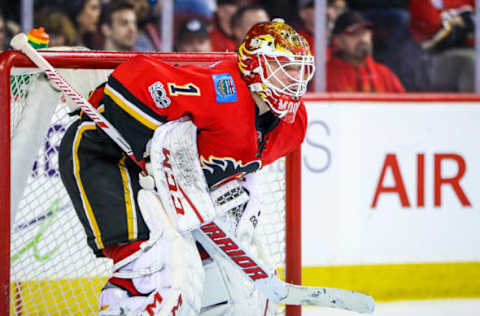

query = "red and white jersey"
[{"left": 90, "top": 55, "right": 307, "bottom": 187}]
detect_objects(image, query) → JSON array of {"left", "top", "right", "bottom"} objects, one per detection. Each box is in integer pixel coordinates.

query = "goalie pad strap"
[
  {"left": 104, "top": 239, "right": 165, "bottom": 280},
  {"left": 102, "top": 240, "right": 144, "bottom": 263},
  {"left": 108, "top": 277, "right": 142, "bottom": 297}
]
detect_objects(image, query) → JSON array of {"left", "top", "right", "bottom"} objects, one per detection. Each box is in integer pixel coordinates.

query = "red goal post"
[{"left": 0, "top": 50, "right": 301, "bottom": 315}]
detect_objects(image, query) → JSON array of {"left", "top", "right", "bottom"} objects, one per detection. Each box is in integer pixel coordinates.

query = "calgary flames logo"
[{"left": 201, "top": 156, "right": 261, "bottom": 188}]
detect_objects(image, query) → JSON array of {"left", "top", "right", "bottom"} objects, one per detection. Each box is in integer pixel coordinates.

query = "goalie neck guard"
[{"left": 238, "top": 18, "right": 315, "bottom": 123}]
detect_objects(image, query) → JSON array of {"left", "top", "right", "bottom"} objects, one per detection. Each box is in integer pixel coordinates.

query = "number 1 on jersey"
[{"left": 168, "top": 83, "right": 200, "bottom": 96}]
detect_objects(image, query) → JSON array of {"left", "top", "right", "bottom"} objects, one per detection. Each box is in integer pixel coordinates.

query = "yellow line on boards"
[{"left": 302, "top": 262, "right": 480, "bottom": 302}]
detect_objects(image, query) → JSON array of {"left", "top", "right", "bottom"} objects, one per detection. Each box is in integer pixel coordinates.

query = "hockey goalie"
[{"left": 58, "top": 18, "right": 314, "bottom": 315}]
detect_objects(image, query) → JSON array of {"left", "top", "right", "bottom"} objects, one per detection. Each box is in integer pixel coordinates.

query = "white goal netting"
[{"left": 8, "top": 53, "right": 291, "bottom": 315}]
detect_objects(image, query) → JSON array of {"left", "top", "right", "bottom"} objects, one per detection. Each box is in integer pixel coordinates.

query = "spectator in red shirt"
[
  {"left": 409, "top": 0, "right": 475, "bottom": 92},
  {"left": 327, "top": 11, "right": 405, "bottom": 93},
  {"left": 209, "top": 0, "right": 239, "bottom": 52}
]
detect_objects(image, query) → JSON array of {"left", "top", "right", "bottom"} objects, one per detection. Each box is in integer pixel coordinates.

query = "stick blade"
[
  {"left": 10, "top": 33, "right": 29, "bottom": 50},
  {"left": 278, "top": 284, "right": 375, "bottom": 314}
]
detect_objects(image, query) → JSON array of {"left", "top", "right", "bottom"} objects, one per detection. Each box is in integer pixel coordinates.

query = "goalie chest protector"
[{"left": 96, "top": 55, "right": 307, "bottom": 187}]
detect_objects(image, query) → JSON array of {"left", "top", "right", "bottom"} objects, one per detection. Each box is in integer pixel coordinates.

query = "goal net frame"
[{"left": 0, "top": 50, "right": 302, "bottom": 315}]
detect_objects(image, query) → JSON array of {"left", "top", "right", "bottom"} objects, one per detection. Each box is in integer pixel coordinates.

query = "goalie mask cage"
[{"left": 0, "top": 50, "right": 302, "bottom": 316}]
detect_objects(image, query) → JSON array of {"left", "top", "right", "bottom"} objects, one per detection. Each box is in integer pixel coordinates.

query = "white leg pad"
[
  {"left": 99, "top": 189, "right": 205, "bottom": 315},
  {"left": 138, "top": 189, "right": 204, "bottom": 315}
]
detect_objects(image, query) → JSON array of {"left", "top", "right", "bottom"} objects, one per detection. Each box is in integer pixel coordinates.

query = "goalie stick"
[{"left": 10, "top": 33, "right": 375, "bottom": 314}]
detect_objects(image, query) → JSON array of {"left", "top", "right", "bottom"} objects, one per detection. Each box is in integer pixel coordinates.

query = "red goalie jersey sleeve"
[{"left": 98, "top": 55, "right": 307, "bottom": 187}]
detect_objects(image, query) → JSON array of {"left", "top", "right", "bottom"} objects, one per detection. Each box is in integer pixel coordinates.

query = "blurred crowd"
[{"left": 0, "top": 0, "right": 476, "bottom": 93}]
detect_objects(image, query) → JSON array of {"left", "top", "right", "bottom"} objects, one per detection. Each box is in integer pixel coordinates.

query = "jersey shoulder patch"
[{"left": 211, "top": 73, "right": 238, "bottom": 103}]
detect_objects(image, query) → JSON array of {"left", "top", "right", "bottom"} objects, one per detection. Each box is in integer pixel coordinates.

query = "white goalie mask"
[{"left": 238, "top": 18, "right": 315, "bottom": 123}]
